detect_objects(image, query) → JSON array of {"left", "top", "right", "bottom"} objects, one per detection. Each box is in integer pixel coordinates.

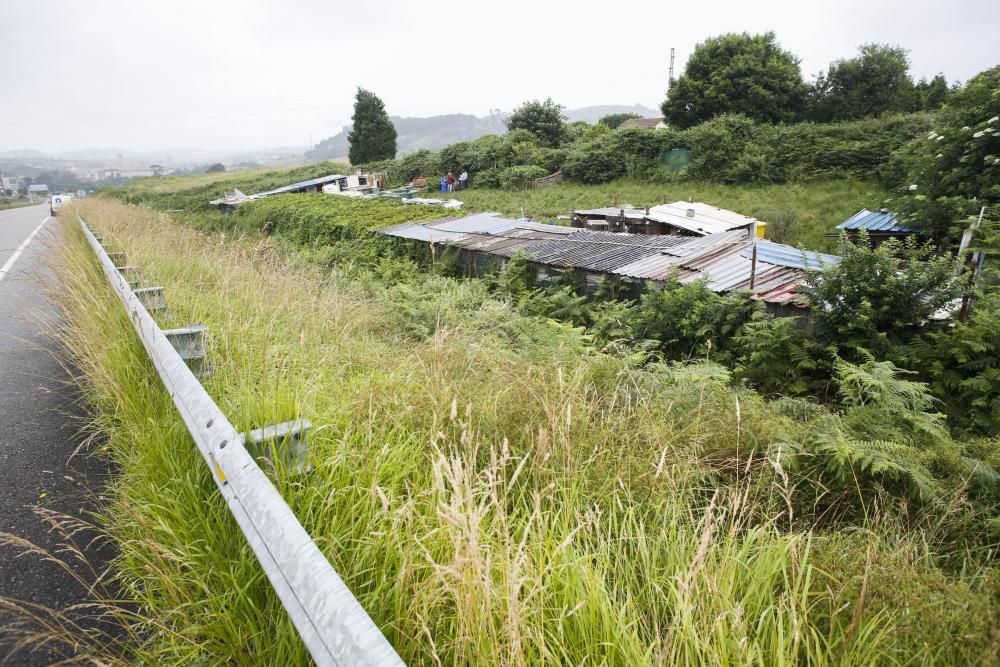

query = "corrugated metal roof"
[
  {"left": 573, "top": 206, "right": 647, "bottom": 221},
  {"left": 254, "top": 174, "right": 347, "bottom": 198},
  {"left": 740, "top": 240, "right": 840, "bottom": 270},
  {"left": 379, "top": 213, "right": 839, "bottom": 306},
  {"left": 646, "top": 201, "right": 755, "bottom": 236},
  {"left": 836, "top": 208, "right": 921, "bottom": 234}
]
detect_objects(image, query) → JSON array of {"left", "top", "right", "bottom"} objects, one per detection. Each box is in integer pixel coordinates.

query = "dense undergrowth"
[{"left": 54, "top": 196, "right": 999, "bottom": 664}]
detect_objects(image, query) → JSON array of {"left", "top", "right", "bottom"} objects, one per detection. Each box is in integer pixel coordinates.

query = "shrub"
[
  {"left": 801, "top": 231, "right": 961, "bottom": 354},
  {"left": 562, "top": 133, "right": 626, "bottom": 184},
  {"left": 734, "top": 314, "right": 837, "bottom": 397},
  {"left": 497, "top": 165, "right": 547, "bottom": 190},
  {"left": 683, "top": 114, "right": 768, "bottom": 183},
  {"left": 631, "top": 279, "right": 761, "bottom": 361}
]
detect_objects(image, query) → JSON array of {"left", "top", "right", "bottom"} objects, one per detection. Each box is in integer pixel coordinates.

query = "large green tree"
[
  {"left": 348, "top": 88, "right": 397, "bottom": 164},
  {"left": 661, "top": 32, "right": 806, "bottom": 128},
  {"left": 505, "top": 98, "right": 567, "bottom": 147},
  {"left": 891, "top": 66, "right": 1000, "bottom": 242},
  {"left": 808, "top": 44, "right": 915, "bottom": 121}
]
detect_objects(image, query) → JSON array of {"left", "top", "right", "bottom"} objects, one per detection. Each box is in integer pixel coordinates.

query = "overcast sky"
[{"left": 2, "top": 0, "right": 998, "bottom": 154}]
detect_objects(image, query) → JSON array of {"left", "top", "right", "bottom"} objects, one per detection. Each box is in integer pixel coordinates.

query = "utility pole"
[{"left": 667, "top": 47, "right": 676, "bottom": 95}]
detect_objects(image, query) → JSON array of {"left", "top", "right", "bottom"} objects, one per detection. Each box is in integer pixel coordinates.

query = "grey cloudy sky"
[{"left": 2, "top": 0, "right": 998, "bottom": 154}]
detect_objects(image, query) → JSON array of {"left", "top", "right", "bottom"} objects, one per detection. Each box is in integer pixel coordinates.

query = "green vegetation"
[
  {"left": 55, "top": 197, "right": 999, "bottom": 664},
  {"left": 72, "top": 59, "right": 998, "bottom": 663},
  {"left": 348, "top": 88, "right": 398, "bottom": 164},
  {"left": 598, "top": 112, "right": 641, "bottom": 129},
  {"left": 0, "top": 197, "right": 37, "bottom": 211},
  {"left": 505, "top": 98, "right": 568, "bottom": 147},
  {"left": 662, "top": 32, "right": 807, "bottom": 127},
  {"left": 359, "top": 111, "right": 931, "bottom": 191},
  {"left": 888, "top": 66, "right": 1000, "bottom": 243},
  {"left": 102, "top": 159, "right": 350, "bottom": 213},
  {"left": 809, "top": 44, "right": 933, "bottom": 122}
]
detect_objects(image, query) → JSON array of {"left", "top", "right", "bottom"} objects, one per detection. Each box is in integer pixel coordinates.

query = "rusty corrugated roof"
[{"left": 379, "top": 214, "right": 839, "bottom": 306}]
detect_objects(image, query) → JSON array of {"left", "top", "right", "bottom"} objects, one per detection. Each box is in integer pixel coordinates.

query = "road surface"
[{"left": 0, "top": 203, "right": 116, "bottom": 664}]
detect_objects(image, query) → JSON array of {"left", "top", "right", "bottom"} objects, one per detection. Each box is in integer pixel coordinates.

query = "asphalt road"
[{"left": 0, "top": 203, "right": 117, "bottom": 664}]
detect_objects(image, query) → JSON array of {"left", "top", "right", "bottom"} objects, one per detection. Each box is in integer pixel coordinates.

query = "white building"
[{"left": 0, "top": 174, "right": 17, "bottom": 194}]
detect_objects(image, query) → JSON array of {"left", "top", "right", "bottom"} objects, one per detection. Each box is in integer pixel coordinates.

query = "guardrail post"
[
  {"left": 244, "top": 419, "right": 312, "bottom": 474},
  {"left": 133, "top": 286, "right": 166, "bottom": 311},
  {"left": 117, "top": 265, "right": 143, "bottom": 289},
  {"left": 163, "top": 324, "right": 212, "bottom": 377}
]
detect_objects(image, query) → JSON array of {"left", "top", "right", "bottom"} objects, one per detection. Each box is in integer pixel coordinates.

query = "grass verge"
[{"left": 52, "top": 198, "right": 997, "bottom": 665}]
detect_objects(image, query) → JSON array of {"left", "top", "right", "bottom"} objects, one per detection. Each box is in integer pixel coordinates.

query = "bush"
[
  {"left": 472, "top": 167, "right": 500, "bottom": 189},
  {"left": 801, "top": 231, "right": 961, "bottom": 354},
  {"left": 734, "top": 314, "right": 837, "bottom": 397},
  {"left": 562, "top": 134, "right": 626, "bottom": 184},
  {"left": 683, "top": 115, "right": 768, "bottom": 183},
  {"left": 631, "top": 279, "right": 761, "bottom": 361},
  {"left": 497, "top": 165, "right": 548, "bottom": 190}
]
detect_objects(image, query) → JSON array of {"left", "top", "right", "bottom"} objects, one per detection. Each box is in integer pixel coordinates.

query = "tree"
[
  {"left": 661, "top": 32, "right": 807, "bottom": 129},
  {"left": 801, "top": 231, "right": 961, "bottom": 354},
  {"left": 890, "top": 66, "right": 1000, "bottom": 242},
  {"left": 205, "top": 162, "right": 226, "bottom": 173},
  {"left": 150, "top": 164, "right": 165, "bottom": 177},
  {"left": 809, "top": 44, "right": 915, "bottom": 121},
  {"left": 505, "top": 98, "right": 567, "bottom": 147},
  {"left": 914, "top": 74, "right": 950, "bottom": 111},
  {"left": 598, "top": 112, "right": 641, "bottom": 129},
  {"left": 347, "top": 88, "right": 397, "bottom": 165}
]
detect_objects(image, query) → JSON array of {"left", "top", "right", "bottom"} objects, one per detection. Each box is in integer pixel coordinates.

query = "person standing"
[
  {"left": 458, "top": 169, "right": 468, "bottom": 189},
  {"left": 445, "top": 171, "right": 456, "bottom": 192}
]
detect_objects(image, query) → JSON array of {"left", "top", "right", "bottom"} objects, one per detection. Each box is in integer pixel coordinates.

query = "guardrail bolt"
[
  {"left": 163, "top": 324, "right": 212, "bottom": 378},
  {"left": 133, "top": 286, "right": 167, "bottom": 311},
  {"left": 243, "top": 419, "right": 312, "bottom": 475}
]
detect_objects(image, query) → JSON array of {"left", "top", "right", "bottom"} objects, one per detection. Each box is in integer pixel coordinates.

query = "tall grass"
[{"left": 48, "top": 198, "right": 997, "bottom": 665}]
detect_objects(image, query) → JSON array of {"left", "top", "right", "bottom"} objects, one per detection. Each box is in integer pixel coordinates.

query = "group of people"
[{"left": 440, "top": 169, "right": 468, "bottom": 192}]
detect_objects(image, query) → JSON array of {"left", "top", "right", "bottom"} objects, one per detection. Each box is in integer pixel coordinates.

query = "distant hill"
[
  {"left": 0, "top": 149, "right": 47, "bottom": 159},
  {"left": 307, "top": 112, "right": 506, "bottom": 161},
  {"left": 564, "top": 104, "right": 659, "bottom": 123},
  {"left": 305, "top": 104, "right": 659, "bottom": 162}
]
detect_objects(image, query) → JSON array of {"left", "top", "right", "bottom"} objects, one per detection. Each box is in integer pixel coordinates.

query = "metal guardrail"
[{"left": 79, "top": 217, "right": 405, "bottom": 667}]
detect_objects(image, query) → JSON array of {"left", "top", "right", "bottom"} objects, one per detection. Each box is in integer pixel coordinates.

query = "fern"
[{"left": 784, "top": 424, "right": 945, "bottom": 507}]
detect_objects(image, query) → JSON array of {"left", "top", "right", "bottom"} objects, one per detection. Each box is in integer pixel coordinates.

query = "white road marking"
[{"left": 0, "top": 215, "right": 51, "bottom": 284}]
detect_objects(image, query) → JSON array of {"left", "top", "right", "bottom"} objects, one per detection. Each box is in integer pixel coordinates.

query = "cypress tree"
[{"left": 347, "top": 88, "right": 397, "bottom": 164}]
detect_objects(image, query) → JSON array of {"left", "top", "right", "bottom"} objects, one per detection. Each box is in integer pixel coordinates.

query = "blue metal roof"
[
  {"left": 836, "top": 208, "right": 921, "bottom": 234},
  {"left": 740, "top": 240, "right": 840, "bottom": 270}
]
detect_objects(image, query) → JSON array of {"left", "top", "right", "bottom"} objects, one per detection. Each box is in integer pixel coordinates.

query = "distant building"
[
  {"left": 27, "top": 184, "right": 49, "bottom": 194},
  {"left": 0, "top": 174, "right": 17, "bottom": 194},
  {"left": 619, "top": 117, "right": 668, "bottom": 130}
]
